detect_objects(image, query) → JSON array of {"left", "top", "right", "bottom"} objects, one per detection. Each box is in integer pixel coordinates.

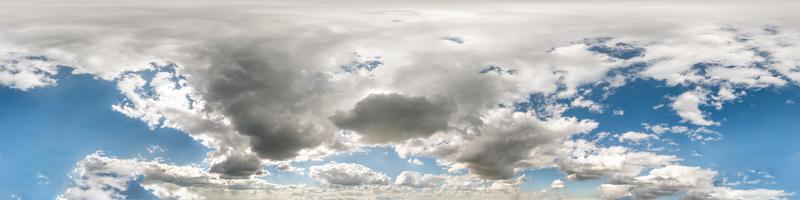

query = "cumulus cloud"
[
  {"left": 684, "top": 187, "right": 793, "bottom": 200},
  {"left": 1, "top": 1, "right": 798, "bottom": 198},
  {"left": 408, "top": 158, "right": 424, "bottom": 166},
  {"left": 454, "top": 108, "right": 598, "bottom": 179},
  {"left": 208, "top": 154, "right": 266, "bottom": 179},
  {"left": 550, "top": 179, "right": 565, "bottom": 189},
  {"left": 672, "top": 89, "right": 718, "bottom": 126},
  {"left": 0, "top": 53, "right": 59, "bottom": 90},
  {"left": 612, "top": 109, "right": 625, "bottom": 116},
  {"left": 394, "top": 171, "right": 447, "bottom": 188},
  {"left": 276, "top": 162, "right": 306, "bottom": 175},
  {"left": 331, "top": 93, "right": 453, "bottom": 144},
  {"left": 570, "top": 96, "right": 603, "bottom": 113},
  {"left": 556, "top": 139, "right": 679, "bottom": 182},
  {"left": 0, "top": 2, "right": 652, "bottom": 170},
  {"left": 110, "top": 65, "right": 257, "bottom": 177},
  {"left": 618, "top": 131, "right": 658, "bottom": 143},
  {"left": 59, "top": 151, "right": 277, "bottom": 200},
  {"left": 309, "top": 162, "right": 391, "bottom": 186},
  {"left": 61, "top": 152, "right": 557, "bottom": 199},
  {"left": 597, "top": 165, "right": 791, "bottom": 200}
]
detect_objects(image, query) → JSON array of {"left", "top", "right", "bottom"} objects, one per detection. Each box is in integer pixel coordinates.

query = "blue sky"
[
  {"left": 1, "top": 1, "right": 800, "bottom": 199},
  {"left": 2, "top": 70, "right": 797, "bottom": 199},
  {"left": 0, "top": 70, "right": 208, "bottom": 199}
]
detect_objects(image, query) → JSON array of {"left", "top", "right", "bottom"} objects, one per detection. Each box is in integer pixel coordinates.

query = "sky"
[{"left": 0, "top": 0, "right": 799, "bottom": 199}]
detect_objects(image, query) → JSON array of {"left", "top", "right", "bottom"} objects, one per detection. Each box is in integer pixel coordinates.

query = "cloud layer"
[{"left": 0, "top": 0, "right": 797, "bottom": 199}]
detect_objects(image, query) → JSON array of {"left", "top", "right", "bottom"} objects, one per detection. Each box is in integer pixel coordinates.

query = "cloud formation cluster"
[
  {"left": 59, "top": 152, "right": 278, "bottom": 200},
  {"left": 309, "top": 162, "right": 391, "bottom": 186},
  {"left": 0, "top": 0, "right": 797, "bottom": 199},
  {"left": 598, "top": 165, "right": 791, "bottom": 200}
]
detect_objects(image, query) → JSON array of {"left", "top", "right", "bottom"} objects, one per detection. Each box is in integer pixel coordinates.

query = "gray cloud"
[
  {"left": 2, "top": 3, "right": 800, "bottom": 197},
  {"left": 209, "top": 154, "right": 266, "bottom": 179},
  {"left": 456, "top": 112, "right": 597, "bottom": 179},
  {"left": 309, "top": 162, "right": 390, "bottom": 186},
  {"left": 60, "top": 152, "right": 277, "bottom": 200},
  {"left": 187, "top": 34, "right": 349, "bottom": 161},
  {"left": 331, "top": 93, "right": 453, "bottom": 143}
]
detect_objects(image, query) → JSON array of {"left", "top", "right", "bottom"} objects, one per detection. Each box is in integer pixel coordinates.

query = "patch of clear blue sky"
[
  {"left": 696, "top": 86, "right": 800, "bottom": 191},
  {"left": 0, "top": 68, "right": 208, "bottom": 199},
  {"left": 564, "top": 78, "right": 800, "bottom": 193},
  {"left": 2, "top": 67, "right": 799, "bottom": 198}
]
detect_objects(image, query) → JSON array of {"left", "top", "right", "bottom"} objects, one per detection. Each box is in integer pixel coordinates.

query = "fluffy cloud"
[
  {"left": 556, "top": 139, "right": 679, "bottom": 181},
  {"left": 672, "top": 89, "right": 718, "bottom": 126},
  {"left": 394, "top": 171, "right": 447, "bottom": 188},
  {"left": 597, "top": 165, "right": 791, "bottom": 200},
  {"left": 309, "top": 162, "right": 391, "bottom": 186},
  {"left": 189, "top": 39, "right": 342, "bottom": 161},
  {"left": 631, "top": 165, "right": 717, "bottom": 199},
  {"left": 59, "top": 152, "right": 277, "bottom": 200},
  {"left": 550, "top": 179, "right": 565, "bottom": 189},
  {"left": 1, "top": 1, "right": 798, "bottom": 198},
  {"left": 208, "top": 154, "right": 266, "bottom": 179},
  {"left": 0, "top": 53, "right": 59, "bottom": 90},
  {"left": 111, "top": 65, "right": 259, "bottom": 177},
  {"left": 570, "top": 96, "right": 603, "bottom": 113},
  {"left": 618, "top": 131, "right": 658, "bottom": 143},
  {"left": 684, "top": 187, "right": 793, "bottom": 200},
  {"left": 331, "top": 93, "right": 453, "bottom": 143},
  {"left": 448, "top": 108, "right": 597, "bottom": 179},
  {"left": 60, "top": 152, "right": 556, "bottom": 199}
]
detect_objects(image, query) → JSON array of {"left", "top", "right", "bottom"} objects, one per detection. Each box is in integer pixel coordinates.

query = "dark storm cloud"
[
  {"left": 191, "top": 38, "right": 339, "bottom": 161},
  {"left": 330, "top": 93, "right": 453, "bottom": 143},
  {"left": 209, "top": 154, "right": 265, "bottom": 179}
]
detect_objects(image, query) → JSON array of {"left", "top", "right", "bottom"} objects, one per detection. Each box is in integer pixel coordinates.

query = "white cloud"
[
  {"left": 61, "top": 152, "right": 563, "bottom": 199},
  {"left": 59, "top": 151, "right": 278, "bottom": 200},
  {"left": 671, "top": 125, "right": 690, "bottom": 133},
  {"left": 721, "top": 169, "right": 778, "bottom": 186},
  {"left": 309, "top": 162, "right": 390, "bottom": 186},
  {"left": 684, "top": 187, "right": 793, "bottom": 200},
  {"left": 0, "top": 2, "right": 796, "bottom": 198},
  {"left": 408, "top": 158, "right": 424, "bottom": 166},
  {"left": 556, "top": 139, "right": 679, "bottom": 181},
  {"left": 550, "top": 179, "right": 565, "bottom": 189},
  {"left": 276, "top": 162, "right": 306, "bottom": 175},
  {"left": 36, "top": 172, "right": 50, "bottom": 185},
  {"left": 643, "top": 123, "right": 719, "bottom": 142},
  {"left": 146, "top": 145, "right": 165, "bottom": 154},
  {"left": 398, "top": 108, "right": 598, "bottom": 179},
  {"left": 644, "top": 123, "right": 671, "bottom": 134},
  {"left": 489, "top": 175, "right": 528, "bottom": 192},
  {"left": 618, "top": 131, "right": 658, "bottom": 143},
  {"left": 597, "top": 165, "right": 791, "bottom": 200},
  {"left": 0, "top": 53, "right": 59, "bottom": 90},
  {"left": 612, "top": 109, "right": 625, "bottom": 116},
  {"left": 394, "top": 171, "right": 447, "bottom": 188},
  {"left": 706, "top": 67, "right": 786, "bottom": 88},
  {"left": 570, "top": 96, "right": 603, "bottom": 113},
  {"left": 598, "top": 184, "right": 632, "bottom": 200},
  {"left": 672, "top": 89, "right": 719, "bottom": 126}
]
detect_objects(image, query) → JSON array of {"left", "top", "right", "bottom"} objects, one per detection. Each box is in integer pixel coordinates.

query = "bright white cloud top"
[{"left": 1, "top": 0, "right": 798, "bottom": 199}]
